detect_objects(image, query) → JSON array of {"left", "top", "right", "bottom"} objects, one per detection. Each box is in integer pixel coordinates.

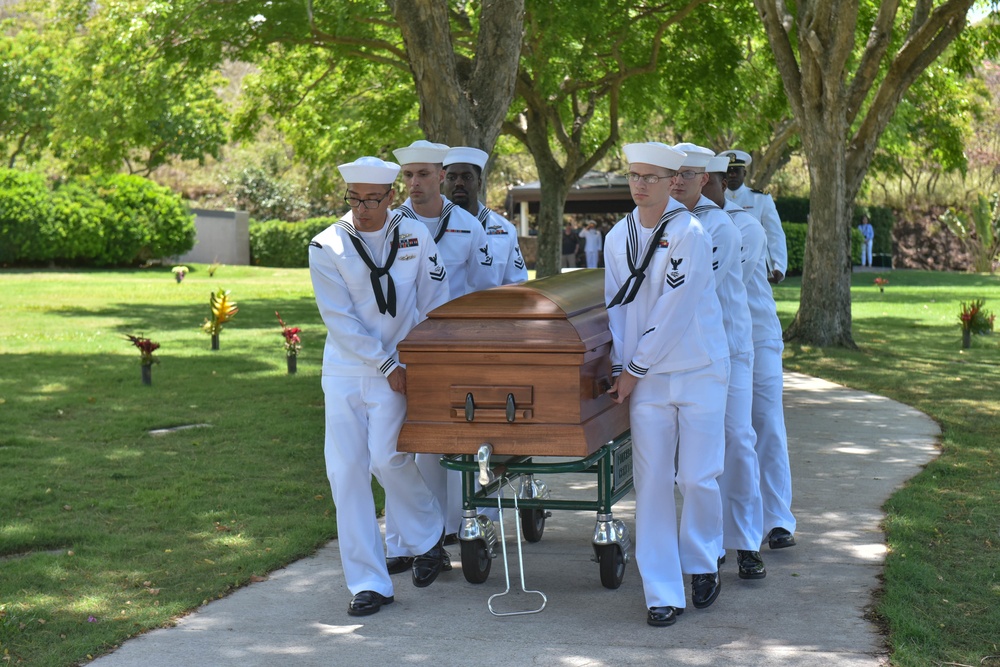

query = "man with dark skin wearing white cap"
[
  {"left": 308, "top": 156, "right": 451, "bottom": 616},
  {"left": 605, "top": 142, "right": 729, "bottom": 627},
  {"left": 442, "top": 146, "right": 528, "bottom": 285},
  {"left": 721, "top": 150, "right": 787, "bottom": 285}
]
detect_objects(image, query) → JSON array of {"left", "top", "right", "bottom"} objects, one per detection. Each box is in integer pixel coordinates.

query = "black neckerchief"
[
  {"left": 338, "top": 213, "right": 402, "bottom": 317},
  {"left": 398, "top": 200, "right": 455, "bottom": 244},
  {"left": 608, "top": 207, "right": 684, "bottom": 308}
]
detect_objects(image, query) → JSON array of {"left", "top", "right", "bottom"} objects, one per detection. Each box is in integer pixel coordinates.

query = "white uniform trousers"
[
  {"left": 719, "top": 351, "right": 764, "bottom": 551},
  {"left": 631, "top": 358, "right": 729, "bottom": 609},
  {"left": 322, "top": 375, "right": 445, "bottom": 596},
  {"left": 384, "top": 455, "right": 463, "bottom": 558},
  {"left": 585, "top": 249, "right": 600, "bottom": 269},
  {"left": 751, "top": 340, "right": 796, "bottom": 536}
]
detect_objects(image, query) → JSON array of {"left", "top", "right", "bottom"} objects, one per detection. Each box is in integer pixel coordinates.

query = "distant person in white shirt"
[{"left": 579, "top": 220, "right": 604, "bottom": 268}]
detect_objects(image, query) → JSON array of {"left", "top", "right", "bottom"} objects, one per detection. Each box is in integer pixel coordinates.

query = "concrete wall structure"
[{"left": 175, "top": 209, "right": 250, "bottom": 266}]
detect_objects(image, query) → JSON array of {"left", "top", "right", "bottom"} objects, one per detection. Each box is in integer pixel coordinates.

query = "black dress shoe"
[
  {"left": 767, "top": 527, "right": 796, "bottom": 549},
  {"left": 347, "top": 590, "right": 393, "bottom": 616},
  {"left": 386, "top": 556, "right": 413, "bottom": 575},
  {"left": 443, "top": 533, "right": 459, "bottom": 546},
  {"left": 737, "top": 550, "right": 766, "bottom": 579},
  {"left": 412, "top": 533, "right": 446, "bottom": 588},
  {"left": 691, "top": 572, "right": 721, "bottom": 609},
  {"left": 647, "top": 606, "right": 681, "bottom": 627},
  {"left": 442, "top": 548, "right": 453, "bottom": 572}
]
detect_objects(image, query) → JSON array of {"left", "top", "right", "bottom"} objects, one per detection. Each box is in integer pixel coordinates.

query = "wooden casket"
[{"left": 397, "top": 269, "right": 629, "bottom": 457}]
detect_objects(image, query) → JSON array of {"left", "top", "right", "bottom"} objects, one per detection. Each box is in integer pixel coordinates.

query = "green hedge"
[
  {"left": 0, "top": 169, "right": 194, "bottom": 266},
  {"left": 249, "top": 217, "right": 339, "bottom": 267},
  {"left": 782, "top": 222, "right": 862, "bottom": 275}
]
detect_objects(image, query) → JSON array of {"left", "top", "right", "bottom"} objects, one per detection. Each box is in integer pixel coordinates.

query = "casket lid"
[{"left": 400, "top": 269, "right": 610, "bottom": 354}]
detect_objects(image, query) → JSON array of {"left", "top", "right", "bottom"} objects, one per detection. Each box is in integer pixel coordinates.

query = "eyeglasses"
[
  {"left": 344, "top": 189, "right": 392, "bottom": 209},
  {"left": 626, "top": 170, "right": 676, "bottom": 184},
  {"left": 673, "top": 170, "right": 702, "bottom": 181}
]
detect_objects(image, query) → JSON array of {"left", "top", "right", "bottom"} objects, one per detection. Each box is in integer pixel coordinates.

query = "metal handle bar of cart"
[
  {"left": 440, "top": 432, "right": 635, "bottom": 591},
  {"left": 486, "top": 477, "right": 548, "bottom": 617}
]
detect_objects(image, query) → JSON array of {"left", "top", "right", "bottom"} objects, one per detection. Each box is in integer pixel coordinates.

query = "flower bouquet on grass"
[
  {"left": 172, "top": 266, "right": 189, "bottom": 283},
  {"left": 202, "top": 288, "right": 238, "bottom": 350},
  {"left": 276, "top": 311, "right": 301, "bottom": 374},
  {"left": 125, "top": 334, "right": 160, "bottom": 385},
  {"left": 874, "top": 277, "right": 888, "bottom": 293},
  {"left": 958, "top": 298, "right": 994, "bottom": 349}
]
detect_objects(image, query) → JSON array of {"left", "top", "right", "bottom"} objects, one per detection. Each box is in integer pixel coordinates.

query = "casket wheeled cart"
[{"left": 397, "top": 269, "right": 634, "bottom": 590}]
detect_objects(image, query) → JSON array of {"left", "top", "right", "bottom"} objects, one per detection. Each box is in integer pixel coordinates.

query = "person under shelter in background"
[
  {"left": 308, "top": 156, "right": 451, "bottom": 617},
  {"left": 579, "top": 220, "right": 604, "bottom": 269},
  {"left": 561, "top": 222, "right": 580, "bottom": 269}
]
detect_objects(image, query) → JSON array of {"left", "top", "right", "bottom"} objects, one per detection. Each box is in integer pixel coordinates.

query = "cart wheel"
[
  {"left": 597, "top": 544, "right": 626, "bottom": 589},
  {"left": 460, "top": 539, "right": 492, "bottom": 584},
  {"left": 520, "top": 508, "right": 546, "bottom": 543}
]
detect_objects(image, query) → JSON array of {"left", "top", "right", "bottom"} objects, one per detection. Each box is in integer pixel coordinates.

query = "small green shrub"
[
  {"left": 0, "top": 169, "right": 195, "bottom": 266},
  {"left": 250, "top": 217, "right": 339, "bottom": 267},
  {"left": 775, "top": 196, "right": 811, "bottom": 224},
  {"left": 49, "top": 181, "right": 110, "bottom": 264},
  {"left": 0, "top": 170, "right": 52, "bottom": 264},
  {"left": 95, "top": 174, "right": 195, "bottom": 264}
]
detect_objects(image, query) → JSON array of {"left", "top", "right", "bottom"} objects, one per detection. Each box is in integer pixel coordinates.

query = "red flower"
[{"left": 276, "top": 312, "right": 302, "bottom": 357}]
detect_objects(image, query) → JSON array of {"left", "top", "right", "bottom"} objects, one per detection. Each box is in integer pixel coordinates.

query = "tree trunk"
[
  {"left": 389, "top": 0, "right": 523, "bottom": 152},
  {"left": 534, "top": 165, "right": 570, "bottom": 278},
  {"left": 784, "top": 136, "right": 856, "bottom": 347}
]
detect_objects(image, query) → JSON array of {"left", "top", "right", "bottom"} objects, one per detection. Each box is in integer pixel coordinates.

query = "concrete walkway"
[{"left": 88, "top": 372, "right": 939, "bottom": 667}]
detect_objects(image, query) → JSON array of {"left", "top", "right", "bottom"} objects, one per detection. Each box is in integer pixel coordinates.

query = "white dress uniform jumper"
[
  {"left": 476, "top": 203, "right": 528, "bottom": 285},
  {"left": 605, "top": 198, "right": 730, "bottom": 610},
  {"left": 308, "top": 209, "right": 451, "bottom": 600}
]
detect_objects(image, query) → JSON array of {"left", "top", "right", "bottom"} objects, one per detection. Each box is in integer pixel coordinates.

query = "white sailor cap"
[
  {"left": 392, "top": 140, "right": 450, "bottom": 166},
  {"left": 706, "top": 155, "right": 732, "bottom": 173},
  {"left": 443, "top": 146, "right": 488, "bottom": 169},
  {"left": 673, "top": 142, "right": 714, "bottom": 169},
  {"left": 622, "top": 142, "right": 686, "bottom": 171},
  {"left": 719, "top": 149, "right": 752, "bottom": 168},
  {"left": 337, "top": 156, "right": 400, "bottom": 185}
]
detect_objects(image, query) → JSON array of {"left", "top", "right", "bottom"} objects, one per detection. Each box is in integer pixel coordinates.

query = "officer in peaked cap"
[{"left": 720, "top": 150, "right": 787, "bottom": 284}]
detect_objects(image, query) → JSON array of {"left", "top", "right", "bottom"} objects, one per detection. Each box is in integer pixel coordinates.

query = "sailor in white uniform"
[
  {"left": 383, "top": 140, "right": 496, "bottom": 572},
  {"left": 700, "top": 153, "right": 768, "bottom": 579},
  {"left": 308, "top": 156, "right": 451, "bottom": 616},
  {"left": 718, "top": 153, "right": 797, "bottom": 550},
  {"left": 442, "top": 146, "right": 528, "bottom": 285},
  {"left": 605, "top": 142, "right": 730, "bottom": 627},
  {"left": 721, "top": 149, "right": 787, "bottom": 284}
]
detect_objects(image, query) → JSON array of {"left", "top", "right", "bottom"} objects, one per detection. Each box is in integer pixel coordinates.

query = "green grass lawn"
[
  {"left": 774, "top": 269, "right": 1000, "bottom": 667},
  {"left": 0, "top": 265, "right": 997, "bottom": 666}
]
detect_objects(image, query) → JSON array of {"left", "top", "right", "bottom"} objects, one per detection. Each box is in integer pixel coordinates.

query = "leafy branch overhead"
[{"left": 202, "top": 288, "right": 238, "bottom": 336}]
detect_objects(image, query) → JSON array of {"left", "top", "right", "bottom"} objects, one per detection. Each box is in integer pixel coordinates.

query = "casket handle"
[
  {"left": 465, "top": 393, "right": 476, "bottom": 422},
  {"left": 505, "top": 393, "right": 516, "bottom": 423},
  {"left": 596, "top": 375, "right": 612, "bottom": 397}
]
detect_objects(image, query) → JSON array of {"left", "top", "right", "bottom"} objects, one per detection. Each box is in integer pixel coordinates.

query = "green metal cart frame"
[{"left": 439, "top": 430, "right": 635, "bottom": 589}]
